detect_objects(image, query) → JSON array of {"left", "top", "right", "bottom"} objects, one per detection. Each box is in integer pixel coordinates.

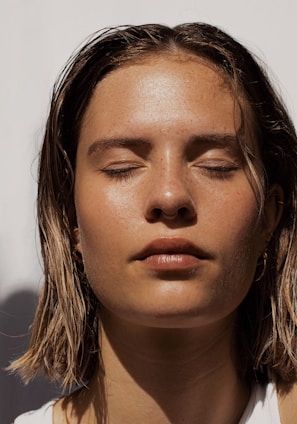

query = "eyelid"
[
  {"left": 192, "top": 155, "right": 242, "bottom": 179},
  {"left": 103, "top": 168, "right": 138, "bottom": 180},
  {"left": 193, "top": 156, "right": 241, "bottom": 167},
  {"left": 100, "top": 159, "right": 145, "bottom": 169},
  {"left": 99, "top": 161, "right": 145, "bottom": 181},
  {"left": 103, "top": 164, "right": 142, "bottom": 173}
]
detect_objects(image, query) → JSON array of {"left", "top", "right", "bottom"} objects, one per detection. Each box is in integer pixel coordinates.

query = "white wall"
[
  {"left": 0, "top": 1, "right": 296, "bottom": 420},
  {"left": 1, "top": 0, "right": 296, "bottom": 301}
]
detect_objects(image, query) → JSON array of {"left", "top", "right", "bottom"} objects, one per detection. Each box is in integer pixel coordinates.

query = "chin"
[{"left": 107, "top": 302, "right": 233, "bottom": 330}]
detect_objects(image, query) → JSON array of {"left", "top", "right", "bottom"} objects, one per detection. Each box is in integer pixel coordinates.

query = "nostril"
[
  {"left": 162, "top": 211, "right": 179, "bottom": 220},
  {"left": 148, "top": 206, "right": 196, "bottom": 223},
  {"left": 148, "top": 208, "right": 180, "bottom": 222},
  {"left": 147, "top": 208, "right": 162, "bottom": 222},
  {"left": 144, "top": 188, "right": 197, "bottom": 223},
  {"left": 179, "top": 207, "right": 188, "bottom": 217}
]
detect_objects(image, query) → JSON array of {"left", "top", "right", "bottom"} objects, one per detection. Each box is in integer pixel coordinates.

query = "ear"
[
  {"left": 73, "top": 227, "right": 82, "bottom": 254},
  {"left": 260, "top": 184, "right": 284, "bottom": 249}
]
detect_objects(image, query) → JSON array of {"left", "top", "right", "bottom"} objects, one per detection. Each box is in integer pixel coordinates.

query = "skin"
[{"left": 54, "top": 55, "right": 283, "bottom": 423}]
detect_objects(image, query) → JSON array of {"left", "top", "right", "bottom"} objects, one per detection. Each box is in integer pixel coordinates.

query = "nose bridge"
[
  {"left": 157, "top": 152, "right": 185, "bottom": 199},
  {"left": 144, "top": 149, "right": 196, "bottom": 220}
]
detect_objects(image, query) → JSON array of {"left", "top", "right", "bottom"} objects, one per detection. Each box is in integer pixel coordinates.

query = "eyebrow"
[
  {"left": 188, "top": 133, "right": 238, "bottom": 147},
  {"left": 87, "top": 137, "right": 151, "bottom": 156},
  {"left": 87, "top": 133, "right": 239, "bottom": 156}
]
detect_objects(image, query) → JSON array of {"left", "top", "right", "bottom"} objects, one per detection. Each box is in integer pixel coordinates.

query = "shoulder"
[
  {"left": 13, "top": 400, "right": 55, "bottom": 424},
  {"left": 278, "top": 381, "right": 297, "bottom": 424}
]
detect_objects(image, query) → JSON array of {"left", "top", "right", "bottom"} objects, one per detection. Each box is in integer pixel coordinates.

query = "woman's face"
[{"left": 74, "top": 55, "right": 274, "bottom": 329}]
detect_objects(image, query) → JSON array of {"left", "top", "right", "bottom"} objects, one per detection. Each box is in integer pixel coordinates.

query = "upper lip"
[{"left": 133, "top": 237, "right": 212, "bottom": 260}]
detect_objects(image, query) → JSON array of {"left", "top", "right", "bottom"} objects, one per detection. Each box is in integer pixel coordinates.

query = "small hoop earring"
[{"left": 254, "top": 251, "right": 268, "bottom": 282}]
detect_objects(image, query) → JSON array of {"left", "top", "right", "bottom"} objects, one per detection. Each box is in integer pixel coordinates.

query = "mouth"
[{"left": 133, "top": 237, "right": 211, "bottom": 271}]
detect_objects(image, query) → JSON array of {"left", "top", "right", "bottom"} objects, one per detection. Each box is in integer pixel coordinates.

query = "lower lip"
[{"left": 140, "top": 254, "right": 202, "bottom": 270}]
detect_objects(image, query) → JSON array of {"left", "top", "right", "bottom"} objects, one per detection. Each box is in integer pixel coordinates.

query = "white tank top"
[
  {"left": 13, "top": 382, "right": 280, "bottom": 423},
  {"left": 239, "top": 382, "right": 280, "bottom": 423}
]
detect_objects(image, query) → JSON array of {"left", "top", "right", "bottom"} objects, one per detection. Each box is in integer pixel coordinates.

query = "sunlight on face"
[{"left": 74, "top": 56, "right": 269, "bottom": 330}]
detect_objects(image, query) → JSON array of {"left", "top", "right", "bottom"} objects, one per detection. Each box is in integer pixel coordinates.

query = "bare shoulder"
[
  {"left": 278, "top": 381, "right": 297, "bottom": 424},
  {"left": 53, "top": 393, "right": 79, "bottom": 424},
  {"left": 52, "top": 387, "right": 96, "bottom": 424},
  {"left": 53, "top": 398, "right": 68, "bottom": 424}
]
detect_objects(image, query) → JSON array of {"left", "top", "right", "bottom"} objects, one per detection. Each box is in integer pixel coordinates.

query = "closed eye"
[
  {"left": 101, "top": 165, "right": 143, "bottom": 181},
  {"left": 197, "top": 164, "right": 239, "bottom": 179}
]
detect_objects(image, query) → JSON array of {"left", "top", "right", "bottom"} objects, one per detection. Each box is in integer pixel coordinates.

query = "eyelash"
[
  {"left": 102, "top": 167, "right": 139, "bottom": 181},
  {"left": 102, "top": 164, "right": 239, "bottom": 182},
  {"left": 198, "top": 165, "right": 239, "bottom": 179}
]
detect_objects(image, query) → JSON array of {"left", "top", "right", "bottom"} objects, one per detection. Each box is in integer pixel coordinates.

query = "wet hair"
[{"left": 10, "top": 23, "right": 297, "bottom": 389}]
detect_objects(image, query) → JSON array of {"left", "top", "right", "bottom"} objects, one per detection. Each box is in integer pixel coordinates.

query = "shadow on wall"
[{"left": 0, "top": 289, "right": 62, "bottom": 424}]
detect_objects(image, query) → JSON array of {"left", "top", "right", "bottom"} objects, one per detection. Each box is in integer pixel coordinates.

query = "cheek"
[
  {"left": 75, "top": 184, "right": 137, "bottom": 264},
  {"left": 231, "top": 197, "right": 261, "bottom": 246},
  {"left": 209, "top": 191, "right": 262, "bottom": 292},
  {"left": 204, "top": 181, "right": 262, "bottom": 252},
  {"left": 207, "top": 181, "right": 260, "bottom": 239}
]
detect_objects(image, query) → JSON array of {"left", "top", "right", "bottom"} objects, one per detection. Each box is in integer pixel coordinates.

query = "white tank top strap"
[
  {"left": 239, "top": 382, "right": 280, "bottom": 423},
  {"left": 13, "top": 399, "right": 54, "bottom": 424}
]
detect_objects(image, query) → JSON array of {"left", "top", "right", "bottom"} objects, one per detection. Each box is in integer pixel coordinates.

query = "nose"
[{"left": 144, "top": 164, "right": 197, "bottom": 223}]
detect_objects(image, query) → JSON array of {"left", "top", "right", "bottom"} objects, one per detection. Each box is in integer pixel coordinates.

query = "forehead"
[
  {"left": 81, "top": 55, "right": 239, "bottom": 136},
  {"left": 96, "top": 54, "right": 231, "bottom": 99}
]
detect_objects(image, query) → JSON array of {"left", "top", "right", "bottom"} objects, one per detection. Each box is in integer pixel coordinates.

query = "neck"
[{"left": 85, "top": 308, "right": 250, "bottom": 424}]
